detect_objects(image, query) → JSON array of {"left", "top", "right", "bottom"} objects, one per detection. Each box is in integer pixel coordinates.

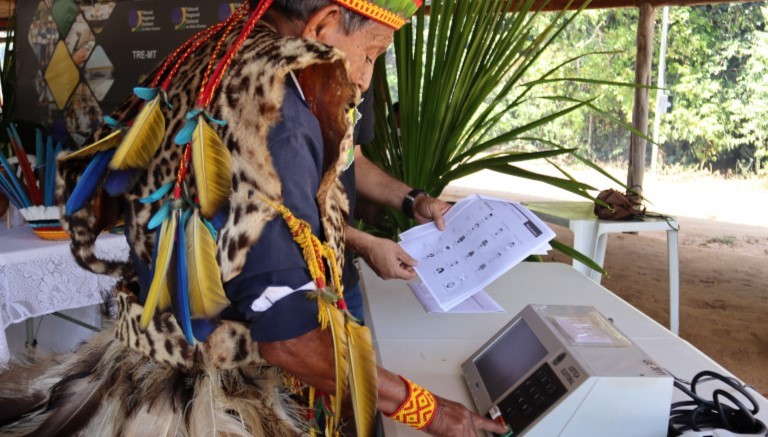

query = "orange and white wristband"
[{"left": 386, "top": 375, "right": 437, "bottom": 430}]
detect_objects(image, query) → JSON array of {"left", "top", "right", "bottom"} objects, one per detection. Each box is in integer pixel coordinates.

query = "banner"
[{"left": 15, "top": 0, "right": 243, "bottom": 146}]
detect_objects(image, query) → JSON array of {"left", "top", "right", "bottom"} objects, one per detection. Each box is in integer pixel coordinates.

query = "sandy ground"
[{"left": 445, "top": 163, "right": 768, "bottom": 396}]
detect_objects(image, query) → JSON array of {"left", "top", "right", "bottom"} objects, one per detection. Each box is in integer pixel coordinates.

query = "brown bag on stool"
[{"left": 594, "top": 189, "right": 642, "bottom": 220}]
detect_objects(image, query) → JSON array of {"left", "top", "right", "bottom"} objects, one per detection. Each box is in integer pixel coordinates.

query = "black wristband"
[{"left": 402, "top": 189, "right": 428, "bottom": 219}]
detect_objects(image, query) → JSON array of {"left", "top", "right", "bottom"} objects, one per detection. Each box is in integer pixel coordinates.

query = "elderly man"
[{"left": 0, "top": 1, "right": 507, "bottom": 436}]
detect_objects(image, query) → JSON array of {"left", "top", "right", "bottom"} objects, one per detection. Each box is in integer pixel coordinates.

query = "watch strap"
[{"left": 402, "top": 189, "right": 428, "bottom": 218}]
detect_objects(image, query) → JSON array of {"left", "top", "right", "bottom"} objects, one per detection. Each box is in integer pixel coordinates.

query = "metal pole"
[{"left": 651, "top": 6, "right": 670, "bottom": 174}]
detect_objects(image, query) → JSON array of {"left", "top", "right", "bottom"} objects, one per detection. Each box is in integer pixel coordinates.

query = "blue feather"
[
  {"left": 203, "top": 111, "right": 228, "bottom": 126},
  {"left": 192, "top": 319, "right": 217, "bottom": 342},
  {"left": 0, "top": 168, "right": 23, "bottom": 208},
  {"left": 140, "top": 182, "right": 174, "bottom": 204},
  {"left": 173, "top": 109, "right": 202, "bottom": 145},
  {"left": 148, "top": 201, "right": 170, "bottom": 230},
  {"left": 133, "top": 87, "right": 159, "bottom": 101},
  {"left": 35, "top": 129, "right": 44, "bottom": 173},
  {"left": 103, "top": 169, "right": 139, "bottom": 196},
  {"left": 44, "top": 137, "right": 55, "bottom": 206},
  {"left": 0, "top": 149, "right": 31, "bottom": 207},
  {"left": 65, "top": 149, "right": 115, "bottom": 216},
  {"left": 202, "top": 217, "right": 218, "bottom": 240},
  {"left": 174, "top": 210, "right": 195, "bottom": 343},
  {"left": 103, "top": 115, "right": 123, "bottom": 128}
]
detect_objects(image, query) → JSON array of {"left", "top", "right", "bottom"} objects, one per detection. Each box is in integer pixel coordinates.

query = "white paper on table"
[
  {"left": 398, "top": 194, "right": 555, "bottom": 311},
  {"left": 408, "top": 281, "right": 504, "bottom": 313}
]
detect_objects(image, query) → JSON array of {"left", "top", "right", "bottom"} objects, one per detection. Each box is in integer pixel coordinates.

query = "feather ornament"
[
  {"left": 174, "top": 210, "right": 195, "bottom": 343},
  {"left": 140, "top": 182, "right": 175, "bottom": 204},
  {"left": 141, "top": 211, "right": 178, "bottom": 329},
  {"left": 191, "top": 115, "right": 232, "bottom": 219},
  {"left": 317, "top": 296, "right": 349, "bottom": 426},
  {"left": 0, "top": 151, "right": 29, "bottom": 207},
  {"left": 65, "top": 149, "right": 115, "bottom": 216},
  {"left": 61, "top": 130, "right": 123, "bottom": 162},
  {"left": 346, "top": 321, "right": 377, "bottom": 436},
  {"left": 148, "top": 201, "right": 171, "bottom": 230},
  {"left": 109, "top": 95, "right": 166, "bottom": 170},
  {"left": 150, "top": 226, "right": 172, "bottom": 313},
  {"left": 44, "top": 137, "right": 55, "bottom": 206},
  {"left": 35, "top": 128, "right": 44, "bottom": 183},
  {"left": 186, "top": 212, "right": 229, "bottom": 319},
  {"left": 8, "top": 126, "right": 43, "bottom": 205},
  {"left": 173, "top": 109, "right": 202, "bottom": 145},
  {"left": 103, "top": 169, "right": 140, "bottom": 196},
  {"left": 29, "top": 369, "right": 108, "bottom": 436}
]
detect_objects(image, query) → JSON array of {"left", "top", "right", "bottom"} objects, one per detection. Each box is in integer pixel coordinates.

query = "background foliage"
[{"left": 506, "top": 2, "right": 767, "bottom": 175}]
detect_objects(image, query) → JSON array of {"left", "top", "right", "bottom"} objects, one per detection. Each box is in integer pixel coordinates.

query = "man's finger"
[
  {"left": 433, "top": 209, "right": 446, "bottom": 231},
  {"left": 397, "top": 247, "right": 417, "bottom": 267}
]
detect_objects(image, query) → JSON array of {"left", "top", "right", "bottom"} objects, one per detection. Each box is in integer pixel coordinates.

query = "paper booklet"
[{"left": 399, "top": 194, "right": 555, "bottom": 312}]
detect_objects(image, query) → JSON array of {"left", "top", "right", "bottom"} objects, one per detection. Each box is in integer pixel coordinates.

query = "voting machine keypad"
[{"left": 495, "top": 363, "right": 567, "bottom": 435}]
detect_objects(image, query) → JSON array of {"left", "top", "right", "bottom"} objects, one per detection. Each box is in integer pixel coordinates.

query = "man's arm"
[
  {"left": 347, "top": 225, "right": 417, "bottom": 280},
  {"left": 259, "top": 326, "right": 509, "bottom": 436},
  {"left": 354, "top": 147, "right": 450, "bottom": 229}
]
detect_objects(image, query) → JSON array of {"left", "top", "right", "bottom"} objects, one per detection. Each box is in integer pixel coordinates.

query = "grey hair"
[{"left": 263, "top": 0, "right": 371, "bottom": 33}]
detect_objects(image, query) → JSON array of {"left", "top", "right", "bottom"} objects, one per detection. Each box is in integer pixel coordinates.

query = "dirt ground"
[{"left": 445, "top": 165, "right": 768, "bottom": 396}]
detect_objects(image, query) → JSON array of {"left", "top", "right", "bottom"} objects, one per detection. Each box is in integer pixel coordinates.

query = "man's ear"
[{"left": 301, "top": 4, "right": 344, "bottom": 41}]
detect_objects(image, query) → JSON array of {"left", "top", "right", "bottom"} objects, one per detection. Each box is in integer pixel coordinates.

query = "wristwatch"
[{"left": 402, "top": 189, "right": 428, "bottom": 219}]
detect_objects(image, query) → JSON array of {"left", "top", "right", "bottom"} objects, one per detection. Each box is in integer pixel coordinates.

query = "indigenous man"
[{"left": 0, "top": 1, "right": 507, "bottom": 436}]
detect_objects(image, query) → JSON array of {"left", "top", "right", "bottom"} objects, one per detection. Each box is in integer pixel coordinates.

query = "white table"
[
  {"left": 358, "top": 261, "right": 767, "bottom": 436},
  {"left": 524, "top": 201, "right": 681, "bottom": 334},
  {"left": 0, "top": 222, "right": 129, "bottom": 367}
]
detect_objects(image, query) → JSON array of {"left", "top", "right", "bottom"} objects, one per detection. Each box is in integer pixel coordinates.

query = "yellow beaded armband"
[{"left": 386, "top": 375, "right": 437, "bottom": 430}]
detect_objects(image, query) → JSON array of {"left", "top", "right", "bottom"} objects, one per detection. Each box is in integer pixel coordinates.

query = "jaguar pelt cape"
[{"left": 0, "top": 21, "right": 358, "bottom": 436}]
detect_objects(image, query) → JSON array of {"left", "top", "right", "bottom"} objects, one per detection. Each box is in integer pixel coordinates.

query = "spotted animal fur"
[{"left": 57, "top": 22, "right": 357, "bottom": 287}]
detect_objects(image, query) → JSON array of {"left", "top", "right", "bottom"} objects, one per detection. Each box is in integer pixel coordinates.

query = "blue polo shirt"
[
  {"left": 223, "top": 77, "right": 325, "bottom": 342},
  {"left": 133, "top": 77, "right": 327, "bottom": 343}
]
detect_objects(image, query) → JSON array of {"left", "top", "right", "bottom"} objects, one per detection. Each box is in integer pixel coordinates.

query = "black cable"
[{"left": 668, "top": 370, "right": 767, "bottom": 436}]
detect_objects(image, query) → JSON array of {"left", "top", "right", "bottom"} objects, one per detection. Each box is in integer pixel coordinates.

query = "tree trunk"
[{"left": 627, "top": 2, "right": 655, "bottom": 207}]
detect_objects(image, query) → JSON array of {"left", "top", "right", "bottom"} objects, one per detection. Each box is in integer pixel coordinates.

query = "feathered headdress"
[{"left": 333, "top": 0, "right": 424, "bottom": 29}]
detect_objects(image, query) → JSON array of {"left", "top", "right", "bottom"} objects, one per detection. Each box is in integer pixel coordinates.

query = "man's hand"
[
  {"left": 426, "top": 396, "right": 509, "bottom": 437},
  {"left": 360, "top": 235, "right": 418, "bottom": 280},
  {"left": 413, "top": 195, "right": 451, "bottom": 230}
]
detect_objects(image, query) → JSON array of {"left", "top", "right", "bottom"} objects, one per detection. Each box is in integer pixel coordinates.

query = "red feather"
[{"left": 8, "top": 128, "right": 43, "bottom": 205}]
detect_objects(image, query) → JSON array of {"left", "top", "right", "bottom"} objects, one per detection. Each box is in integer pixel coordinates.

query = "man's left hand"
[{"left": 413, "top": 195, "right": 451, "bottom": 230}]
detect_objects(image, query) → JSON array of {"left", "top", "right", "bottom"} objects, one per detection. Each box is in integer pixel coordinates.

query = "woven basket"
[{"left": 19, "top": 206, "right": 69, "bottom": 240}]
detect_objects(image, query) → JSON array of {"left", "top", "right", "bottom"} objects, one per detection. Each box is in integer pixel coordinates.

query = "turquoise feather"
[
  {"left": 140, "top": 182, "right": 175, "bottom": 204},
  {"left": 148, "top": 201, "right": 171, "bottom": 230}
]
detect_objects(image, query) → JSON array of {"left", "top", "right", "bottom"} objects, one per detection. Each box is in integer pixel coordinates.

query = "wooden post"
[{"left": 627, "top": 2, "right": 655, "bottom": 206}]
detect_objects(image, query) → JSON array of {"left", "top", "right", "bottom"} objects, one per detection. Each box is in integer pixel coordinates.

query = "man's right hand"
[
  {"left": 361, "top": 235, "right": 418, "bottom": 280},
  {"left": 426, "top": 396, "right": 509, "bottom": 437}
]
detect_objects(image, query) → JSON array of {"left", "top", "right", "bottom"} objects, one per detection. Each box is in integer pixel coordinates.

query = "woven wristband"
[{"left": 386, "top": 375, "right": 437, "bottom": 430}]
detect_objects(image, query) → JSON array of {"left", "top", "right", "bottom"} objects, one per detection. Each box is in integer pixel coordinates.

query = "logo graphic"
[
  {"left": 129, "top": 10, "right": 159, "bottom": 32},
  {"left": 218, "top": 3, "right": 242, "bottom": 21},
  {"left": 128, "top": 10, "right": 142, "bottom": 32},
  {"left": 172, "top": 7, "right": 205, "bottom": 30}
]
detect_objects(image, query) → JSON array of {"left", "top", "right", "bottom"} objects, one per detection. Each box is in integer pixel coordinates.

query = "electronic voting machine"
[{"left": 462, "top": 305, "right": 673, "bottom": 436}]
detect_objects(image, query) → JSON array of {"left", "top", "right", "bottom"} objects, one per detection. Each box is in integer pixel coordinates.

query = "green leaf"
[{"left": 549, "top": 239, "right": 606, "bottom": 275}]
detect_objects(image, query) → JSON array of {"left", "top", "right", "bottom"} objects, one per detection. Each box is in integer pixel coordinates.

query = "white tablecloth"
[{"left": 0, "top": 222, "right": 129, "bottom": 366}]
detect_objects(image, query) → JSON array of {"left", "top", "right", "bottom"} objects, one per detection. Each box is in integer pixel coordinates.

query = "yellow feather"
[
  {"left": 157, "top": 280, "right": 171, "bottom": 312},
  {"left": 318, "top": 298, "right": 349, "bottom": 426},
  {"left": 109, "top": 95, "right": 166, "bottom": 170},
  {"left": 346, "top": 321, "right": 377, "bottom": 437},
  {"left": 191, "top": 115, "right": 231, "bottom": 219},
  {"left": 140, "top": 212, "right": 177, "bottom": 329},
  {"left": 186, "top": 213, "right": 230, "bottom": 318},
  {"left": 60, "top": 130, "right": 123, "bottom": 161}
]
